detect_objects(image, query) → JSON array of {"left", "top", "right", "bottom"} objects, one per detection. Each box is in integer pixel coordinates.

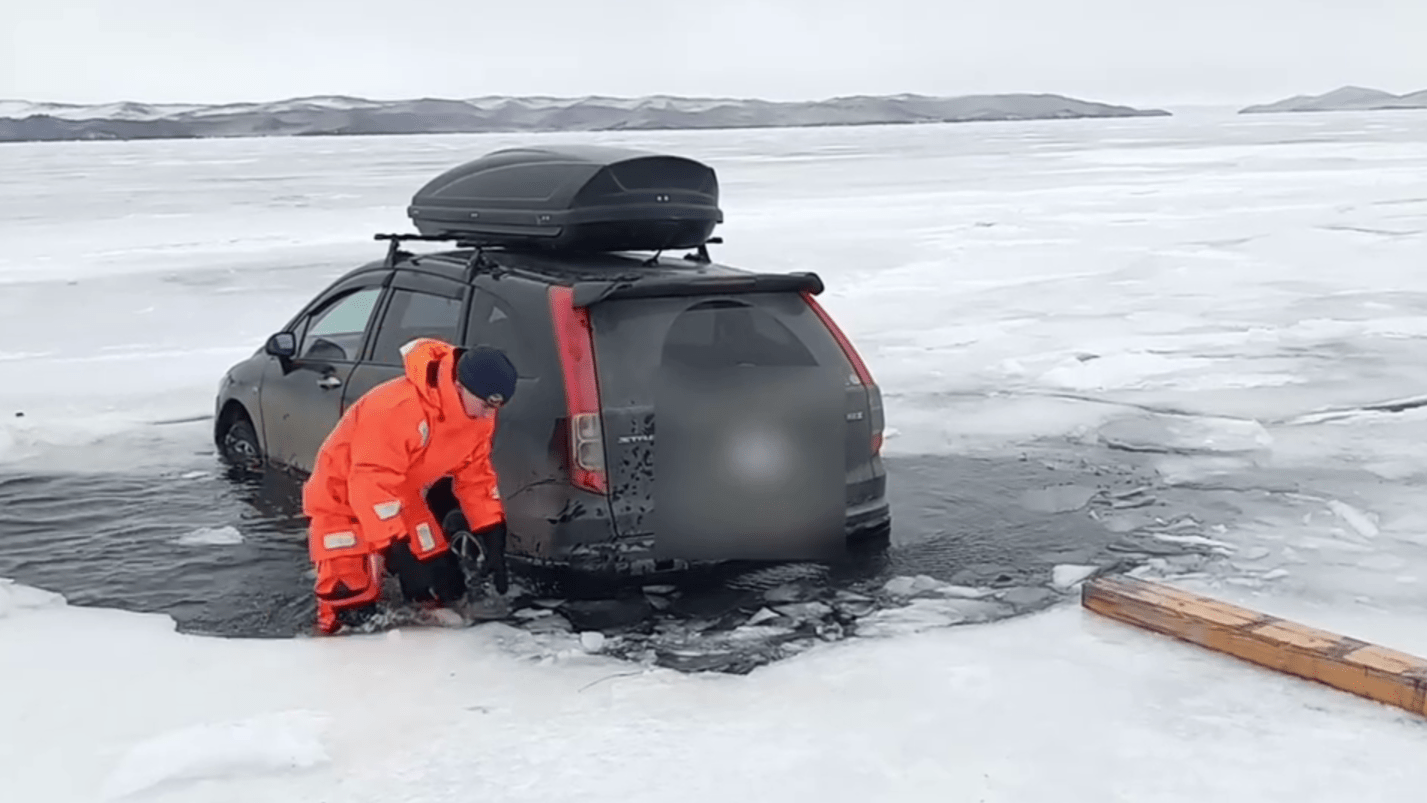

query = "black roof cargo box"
[{"left": 406, "top": 145, "right": 723, "bottom": 253}]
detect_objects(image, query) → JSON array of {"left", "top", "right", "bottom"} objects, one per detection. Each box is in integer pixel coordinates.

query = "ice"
[
  {"left": 852, "top": 599, "right": 963, "bottom": 636},
  {"left": 5, "top": 578, "right": 1427, "bottom": 802},
  {"left": 175, "top": 525, "right": 245, "bottom": 546},
  {"left": 746, "top": 607, "right": 782, "bottom": 626},
  {"left": 0, "top": 110, "right": 1420, "bottom": 474},
  {"left": 881, "top": 574, "right": 950, "bottom": 598},
  {"left": 1051, "top": 564, "right": 1099, "bottom": 590},
  {"left": 0, "top": 576, "right": 66, "bottom": 618},
  {"left": 4, "top": 110, "right": 1427, "bottom": 799},
  {"left": 1097, "top": 413, "right": 1273, "bottom": 456},
  {"left": 1328, "top": 499, "right": 1381, "bottom": 539},
  {"left": 101, "top": 710, "right": 330, "bottom": 800},
  {"left": 1150, "top": 532, "right": 1237, "bottom": 553},
  {"left": 853, "top": 597, "right": 1013, "bottom": 637},
  {"left": 1017, "top": 483, "right": 1099, "bottom": 513}
]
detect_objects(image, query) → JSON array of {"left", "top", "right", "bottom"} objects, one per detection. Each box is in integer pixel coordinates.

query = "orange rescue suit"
[{"left": 302, "top": 338, "right": 504, "bottom": 627}]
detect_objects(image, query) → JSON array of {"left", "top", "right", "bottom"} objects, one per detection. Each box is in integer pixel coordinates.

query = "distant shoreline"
[
  {"left": 6, "top": 86, "right": 1423, "bottom": 144},
  {"left": 0, "top": 92, "right": 1172, "bottom": 144},
  {"left": 1239, "top": 86, "right": 1427, "bottom": 115}
]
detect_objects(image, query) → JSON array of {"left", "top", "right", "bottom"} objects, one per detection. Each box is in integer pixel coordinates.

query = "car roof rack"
[
  {"left": 374, "top": 231, "right": 722, "bottom": 281},
  {"left": 375, "top": 232, "right": 457, "bottom": 266},
  {"left": 374, "top": 232, "right": 503, "bottom": 279}
]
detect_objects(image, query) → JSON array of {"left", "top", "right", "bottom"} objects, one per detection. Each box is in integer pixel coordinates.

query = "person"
[{"left": 301, "top": 337, "right": 517, "bottom": 634}]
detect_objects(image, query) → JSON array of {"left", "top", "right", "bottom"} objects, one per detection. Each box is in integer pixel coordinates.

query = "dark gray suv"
[{"left": 213, "top": 145, "right": 890, "bottom": 574}]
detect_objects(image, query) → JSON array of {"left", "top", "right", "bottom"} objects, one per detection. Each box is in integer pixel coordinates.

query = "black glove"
[
  {"left": 442, "top": 509, "right": 470, "bottom": 540},
  {"left": 475, "top": 521, "right": 509, "bottom": 595},
  {"left": 443, "top": 510, "right": 508, "bottom": 595}
]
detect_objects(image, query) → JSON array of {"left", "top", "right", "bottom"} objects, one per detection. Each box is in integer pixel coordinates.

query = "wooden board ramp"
[{"left": 1081, "top": 574, "right": 1427, "bottom": 719}]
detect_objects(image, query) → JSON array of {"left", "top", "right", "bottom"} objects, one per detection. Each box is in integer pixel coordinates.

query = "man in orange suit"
[{"left": 301, "top": 337, "right": 517, "bottom": 634}]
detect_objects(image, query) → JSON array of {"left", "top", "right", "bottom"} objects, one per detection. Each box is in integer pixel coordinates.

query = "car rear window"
[{"left": 588, "top": 292, "right": 856, "bottom": 408}]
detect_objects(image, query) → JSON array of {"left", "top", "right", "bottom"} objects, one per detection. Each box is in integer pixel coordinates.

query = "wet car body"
[{"left": 213, "top": 145, "right": 890, "bottom": 573}]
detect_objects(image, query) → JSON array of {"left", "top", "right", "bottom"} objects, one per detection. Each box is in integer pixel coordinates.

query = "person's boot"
[{"left": 318, "top": 602, "right": 379, "bottom": 635}]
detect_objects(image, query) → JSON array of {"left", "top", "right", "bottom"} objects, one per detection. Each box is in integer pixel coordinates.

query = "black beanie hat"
[{"left": 456, "top": 346, "right": 517, "bottom": 405}]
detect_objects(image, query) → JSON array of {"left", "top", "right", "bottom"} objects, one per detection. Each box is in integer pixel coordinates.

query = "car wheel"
[{"left": 219, "top": 411, "right": 264, "bottom": 472}]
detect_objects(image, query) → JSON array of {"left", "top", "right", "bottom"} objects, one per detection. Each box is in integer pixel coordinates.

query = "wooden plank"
[{"left": 1081, "top": 575, "right": 1427, "bottom": 718}]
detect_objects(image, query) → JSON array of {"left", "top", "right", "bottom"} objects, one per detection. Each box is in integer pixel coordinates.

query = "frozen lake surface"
[{"left": 2, "top": 109, "right": 1427, "bottom": 801}]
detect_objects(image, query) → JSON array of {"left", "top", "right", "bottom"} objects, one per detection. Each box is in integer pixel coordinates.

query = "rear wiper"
[{"left": 571, "top": 280, "right": 639, "bottom": 306}]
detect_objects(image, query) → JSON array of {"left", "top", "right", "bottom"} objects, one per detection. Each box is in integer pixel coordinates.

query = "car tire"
[{"left": 219, "top": 411, "right": 264, "bottom": 472}]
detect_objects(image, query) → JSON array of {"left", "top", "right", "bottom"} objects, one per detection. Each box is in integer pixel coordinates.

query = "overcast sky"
[{"left": 4, "top": 0, "right": 1425, "bottom": 107}]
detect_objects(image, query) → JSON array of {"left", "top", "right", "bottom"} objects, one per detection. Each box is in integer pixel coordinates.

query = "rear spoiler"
[{"left": 570, "top": 271, "right": 825, "bottom": 307}]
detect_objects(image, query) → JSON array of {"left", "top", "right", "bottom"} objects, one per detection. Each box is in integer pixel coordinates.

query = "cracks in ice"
[
  {"left": 894, "top": 381, "right": 1427, "bottom": 444},
  {"left": 471, "top": 480, "right": 1237, "bottom": 676},
  {"left": 1315, "top": 223, "right": 1424, "bottom": 238},
  {"left": 1279, "top": 394, "right": 1427, "bottom": 426}
]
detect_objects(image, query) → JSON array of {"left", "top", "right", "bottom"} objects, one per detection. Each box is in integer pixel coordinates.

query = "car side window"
[
  {"left": 298, "top": 287, "right": 383, "bottom": 362},
  {"left": 467, "top": 292, "right": 530, "bottom": 376},
  {"left": 369, "top": 289, "right": 465, "bottom": 365}
]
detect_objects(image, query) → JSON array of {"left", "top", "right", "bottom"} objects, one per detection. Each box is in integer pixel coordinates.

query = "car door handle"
[{"left": 317, "top": 375, "right": 342, "bottom": 389}]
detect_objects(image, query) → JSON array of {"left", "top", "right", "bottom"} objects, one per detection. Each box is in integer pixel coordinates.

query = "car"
[{"left": 213, "top": 144, "right": 889, "bottom": 574}]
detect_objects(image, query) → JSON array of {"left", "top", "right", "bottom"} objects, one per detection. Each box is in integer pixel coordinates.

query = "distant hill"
[
  {"left": 1240, "top": 86, "right": 1427, "bottom": 114},
  {"left": 0, "top": 92, "right": 1172, "bottom": 143}
]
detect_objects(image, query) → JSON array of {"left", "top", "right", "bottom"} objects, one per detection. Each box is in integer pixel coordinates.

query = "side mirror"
[{"left": 265, "top": 332, "right": 297, "bottom": 358}]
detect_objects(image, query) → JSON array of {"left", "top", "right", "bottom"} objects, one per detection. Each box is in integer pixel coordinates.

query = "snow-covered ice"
[
  {"left": 101, "top": 710, "right": 331, "bottom": 800},
  {"left": 3, "top": 108, "right": 1427, "bottom": 800},
  {"left": 3, "top": 577, "right": 1426, "bottom": 803},
  {"left": 0, "top": 576, "right": 66, "bottom": 618},
  {"left": 1051, "top": 563, "right": 1099, "bottom": 589}
]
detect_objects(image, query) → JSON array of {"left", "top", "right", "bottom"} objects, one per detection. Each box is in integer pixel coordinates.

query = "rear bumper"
[
  {"left": 515, "top": 498, "right": 892, "bottom": 573},
  {"left": 845, "top": 497, "right": 892, "bottom": 536}
]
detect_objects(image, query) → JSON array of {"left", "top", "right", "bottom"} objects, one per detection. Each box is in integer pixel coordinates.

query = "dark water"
[{"left": 0, "top": 449, "right": 1214, "bottom": 671}]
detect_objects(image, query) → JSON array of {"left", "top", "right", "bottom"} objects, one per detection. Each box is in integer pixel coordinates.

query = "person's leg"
[
  {"left": 308, "top": 517, "right": 382, "bottom": 634},
  {"left": 384, "top": 537, "right": 433, "bottom": 603},
  {"left": 426, "top": 548, "right": 469, "bottom": 603},
  {"left": 425, "top": 477, "right": 471, "bottom": 603},
  {"left": 424, "top": 476, "right": 459, "bottom": 522}
]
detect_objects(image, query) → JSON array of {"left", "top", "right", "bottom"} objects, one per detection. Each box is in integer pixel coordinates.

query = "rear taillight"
[
  {"left": 869, "top": 389, "right": 885, "bottom": 457},
  {"left": 549, "top": 286, "right": 608, "bottom": 495},
  {"left": 802, "top": 291, "right": 883, "bottom": 456}
]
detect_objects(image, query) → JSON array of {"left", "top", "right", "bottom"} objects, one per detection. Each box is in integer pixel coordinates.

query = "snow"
[
  {"left": 0, "top": 93, "right": 873, "bottom": 122},
  {"left": 1051, "top": 564, "right": 1099, "bottom": 589},
  {"left": 3, "top": 109, "right": 1427, "bottom": 800},
  {"left": 0, "top": 577, "right": 67, "bottom": 618},
  {"left": 101, "top": 710, "right": 331, "bottom": 799},
  {"left": 0, "top": 99, "right": 210, "bottom": 121},
  {"left": 461, "top": 94, "right": 749, "bottom": 112},
  {"left": 3, "top": 579, "right": 1426, "bottom": 803}
]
